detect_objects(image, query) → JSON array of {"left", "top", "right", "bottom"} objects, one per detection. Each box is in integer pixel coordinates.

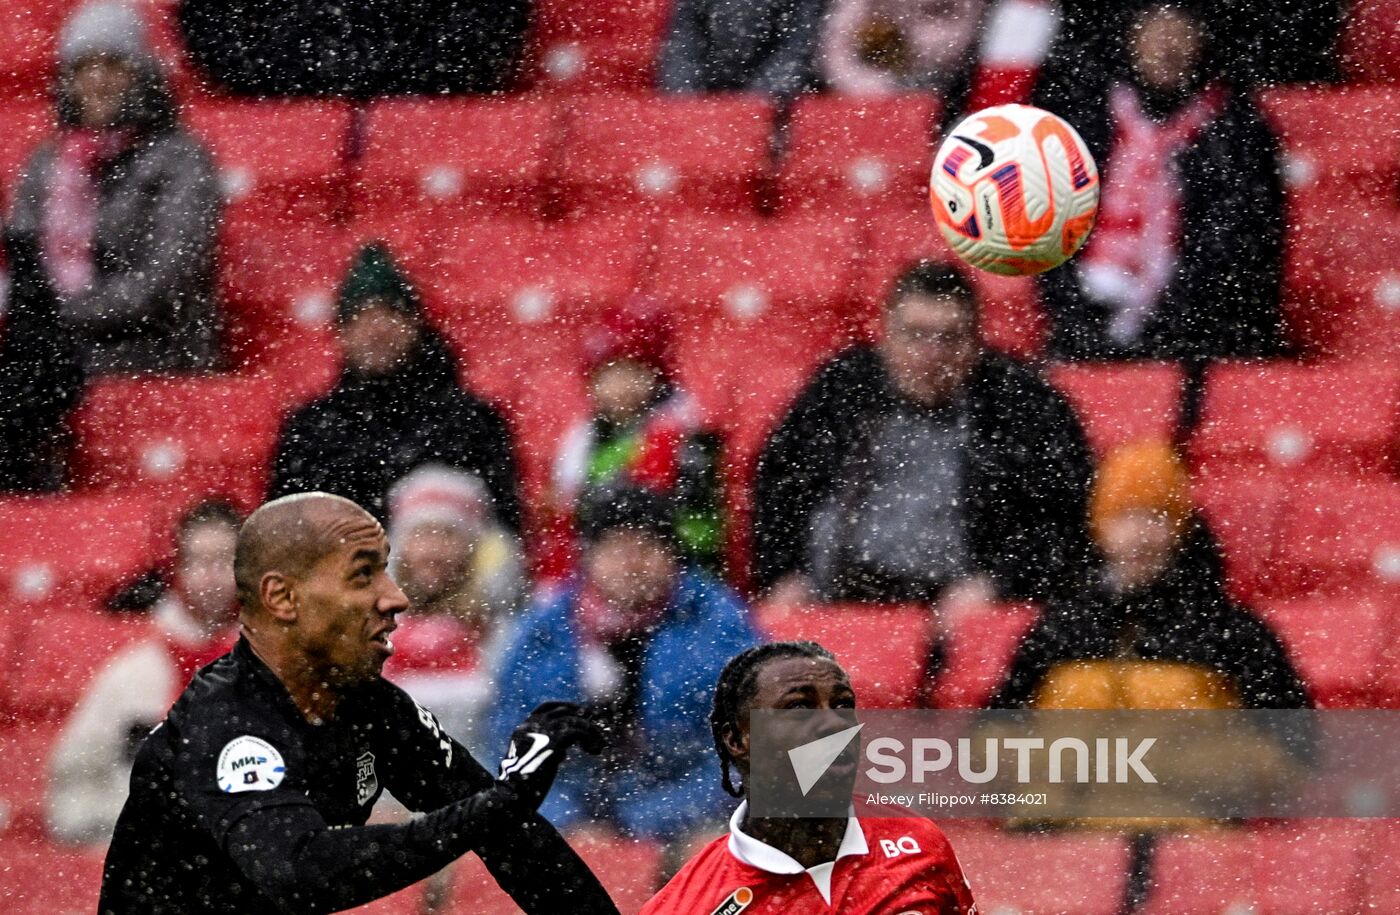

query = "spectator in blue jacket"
[{"left": 487, "top": 485, "right": 759, "bottom": 846}]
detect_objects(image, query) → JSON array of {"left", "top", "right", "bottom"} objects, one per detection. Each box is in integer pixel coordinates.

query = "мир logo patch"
[{"left": 216, "top": 735, "right": 286, "bottom": 794}]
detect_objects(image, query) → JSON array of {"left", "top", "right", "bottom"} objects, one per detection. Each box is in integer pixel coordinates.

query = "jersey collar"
[{"left": 727, "top": 801, "right": 869, "bottom": 904}]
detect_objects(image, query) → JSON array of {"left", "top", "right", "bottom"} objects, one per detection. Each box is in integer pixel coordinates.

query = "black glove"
[{"left": 496, "top": 701, "right": 605, "bottom": 811}]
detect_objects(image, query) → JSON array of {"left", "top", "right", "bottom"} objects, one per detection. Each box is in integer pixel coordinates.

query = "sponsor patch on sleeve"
[
  {"left": 711, "top": 887, "right": 753, "bottom": 915},
  {"left": 216, "top": 735, "right": 287, "bottom": 794}
]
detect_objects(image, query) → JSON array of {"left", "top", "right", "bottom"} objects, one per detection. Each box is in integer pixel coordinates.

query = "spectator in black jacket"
[
  {"left": 1034, "top": 0, "right": 1286, "bottom": 361},
  {"left": 658, "top": 0, "right": 829, "bottom": 97},
  {"left": 990, "top": 440, "right": 1310, "bottom": 712},
  {"left": 752, "top": 261, "right": 1098, "bottom": 613},
  {"left": 268, "top": 243, "right": 522, "bottom": 532}
]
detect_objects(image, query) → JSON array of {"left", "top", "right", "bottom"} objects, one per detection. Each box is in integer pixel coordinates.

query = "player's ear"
[
  {"left": 260, "top": 571, "right": 298, "bottom": 623},
  {"left": 722, "top": 721, "right": 750, "bottom": 769}
]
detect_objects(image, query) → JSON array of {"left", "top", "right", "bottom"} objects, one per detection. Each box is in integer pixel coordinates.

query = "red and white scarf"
[
  {"left": 1076, "top": 83, "right": 1224, "bottom": 344},
  {"left": 41, "top": 128, "right": 131, "bottom": 299}
]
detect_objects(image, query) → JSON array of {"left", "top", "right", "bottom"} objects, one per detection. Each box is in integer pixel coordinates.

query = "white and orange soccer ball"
[{"left": 929, "top": 104, "right": 1100, "bottom": 276}]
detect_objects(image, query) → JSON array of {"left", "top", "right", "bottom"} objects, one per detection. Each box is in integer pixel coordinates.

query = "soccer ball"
[{"left": 929, "top": 104, "right": 1100, "bottom": 276}]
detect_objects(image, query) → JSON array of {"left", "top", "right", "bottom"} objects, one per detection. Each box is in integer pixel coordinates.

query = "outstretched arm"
[{"left": 223, "top": 787, "right": 616, "bottom": 914}]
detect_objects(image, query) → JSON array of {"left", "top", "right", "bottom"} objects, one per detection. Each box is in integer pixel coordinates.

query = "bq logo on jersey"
[
  {"left": 710, "top": 887, "right": 753, "bottom": 915},
  {"left": 356, "top": 751, "right": 378, "bottom": 805},
  {"left": 216, "top": 735, "right": 286, "bottom": 793}
]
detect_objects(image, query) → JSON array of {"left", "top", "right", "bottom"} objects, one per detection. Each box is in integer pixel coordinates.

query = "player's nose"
[{"left": 378, "top": 576, "right": 410, "bottom": 617}]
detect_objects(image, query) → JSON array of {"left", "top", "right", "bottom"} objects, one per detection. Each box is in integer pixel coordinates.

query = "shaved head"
[{"left": 234, "top": 493, "right": 379, "bottom": 613}]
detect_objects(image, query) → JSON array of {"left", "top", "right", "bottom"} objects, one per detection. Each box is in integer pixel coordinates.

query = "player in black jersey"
[{"left": 99, "top": 492, "right": 617, "bottom": 914}]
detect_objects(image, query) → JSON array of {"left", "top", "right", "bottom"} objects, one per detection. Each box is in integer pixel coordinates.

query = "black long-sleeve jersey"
[{"left": 98, "top": 637, "right": 617, "bottom": 914}]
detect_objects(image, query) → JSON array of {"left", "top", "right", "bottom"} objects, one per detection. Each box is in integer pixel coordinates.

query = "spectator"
[
  {"left": 987, "top": 440, "right": 1310, "bottom": 827},
  {"left": 382, "top": 464, "right": 526, "bottom": 755},
  {"left": 6, "top": 0, "right": 221, "bottom": 376},
  {"left": 753, "top": 261, "right": 1097, "bottom": 613},
  {"left": 657, "top": 0, "right": 829, "bottom": 97},
  {"left": 553, "top": 301, "right": 724, "bottom": 570},
  {"left": 991, "top": 440, "right": 1310, "bottom": 711},
  {"left": 487, "top": 486, "right": 759, "bottom": 845},
  {"left": 268, "top": 242, "right": 522, "bottom": 529},
  {"left": 1035, "top": 0, "right": 1286, "bottom": 361},
  {"left": 820, "top": 0, "right": 986, "bottom": 96},
  {"left": 179, "top": 0, "right": 531, "bottom": 97},
  {"left": 47, "top": 500, "right": 242, "bottom": 845}
]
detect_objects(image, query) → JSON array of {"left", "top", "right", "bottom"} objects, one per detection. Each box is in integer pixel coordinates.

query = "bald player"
[{"left": 98, "top": 493, "right": 617, "bottom": 914}]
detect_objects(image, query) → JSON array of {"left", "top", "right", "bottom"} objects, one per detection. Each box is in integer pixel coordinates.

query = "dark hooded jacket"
[
  {"left": 6, "top": 53, "right": 221, "bottom": 374},
  {"left": 267, "top": 327, "right": 522, "bottom": 532},
  {"left": 752, "top": 345, "right": 1098, "bottom": 603},
  {"left": 990, "top": 523, "right": 1310, "bottom": 711},
  {"left": 1033, "top": 1, "right": 1287, "bottom": 361}
]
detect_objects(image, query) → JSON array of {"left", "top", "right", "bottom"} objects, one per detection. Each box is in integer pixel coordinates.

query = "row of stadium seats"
[
  {"left": 1, "top": 577, "right": 1395, "bottom": 732},
  {"left": 2, "top": 85, "right": 1396, "bottom": 223},
  {"left": 0, "top": 358, "right": 1393, "bottom": 609},
  {"left": 1, "top": 90, "right": 1394, "bottom": 361},
  {"left": 0, "top": 808, "right": 1396, "bottom": 915}
]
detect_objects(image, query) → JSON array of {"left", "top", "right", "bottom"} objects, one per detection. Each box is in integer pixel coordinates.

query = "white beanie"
[
  {"left": 388, "top": 465, "right": 493, "bottom": 541},
  {"left": 59, "top": 1, "right": 152, "bottom": 68}
]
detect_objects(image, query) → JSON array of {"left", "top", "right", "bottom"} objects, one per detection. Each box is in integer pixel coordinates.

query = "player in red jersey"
[{"left": 642, "top": 642, "right": 976, "bottom": 914}]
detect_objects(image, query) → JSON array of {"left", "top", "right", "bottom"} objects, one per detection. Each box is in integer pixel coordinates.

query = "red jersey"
[{"left": 642, "top": 803, "right": 976, "bottom": 915}]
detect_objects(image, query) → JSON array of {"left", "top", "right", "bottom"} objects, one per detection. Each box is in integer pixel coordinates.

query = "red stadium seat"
[
  {"left": 1246, "top": 821, "right": 1371, "bottom": 914},
  {"left": 757, "top": 604, "right": 936, "bottom": 708},
  {"left": 942, "top": 826, "right": 1132, "bottom": 915},
  {"left": 651, "top": 213, "right": 861, "bottom": 394},
  {"left": 185, "top": 99, "right": 352, "bottom": 223},
  {"left": 0, "top": 99, "right": 50, "bottom": 208},
  {"left": 1380, "top": 619, "right": 1400, "bottom": 706},
  {"left": 1363, "top": 820, "right": 1400, "bottom": 910},
  {"left": 0, "top": 831, "right": 106, "bottom": 915},
  {"left": 1140, "top": 829, "right": 1257, "bottom": 915},
  {"left": 933, "top": 603, "right": 1040, "bottom": 709},
  {"left": 449, "top": 833, "right": 663, "bottom": 914},
  {"left": 356, "top": 97, "right": 558, "bottom": 221},
  {"left": 1259, "top": 87, "right": 1400, "bottom": 200},
  {"left": 1049, "top": 362, "right": 1184, "bottom": 457},
  {"left": 1342, "top": 0, "right": 1400, "bottom": 84},
  {"left": 70, "top": 375, "right": 292, "bottom": 512},
  {"left": 0, "top": 719, "right": 63, "bottom": 833},
  {"left": 1259, "top": 593, "right": 1392, "bottom": 707},
  {"left": 1191, "top": 471, "right": 1295, "bottom": 603},
  {"left": 858, "top": 206, "right": 1046, "bottom": 359},
  {"left": 1284, "top": 216, "right": 1400, "bottom": 361},
  {"left": 779, "top": 95, "right": 940, "bottom": 216},
  {"left": 525, "top": 0, "right": 669, "bottom": 93},
  {"left": 423, "top": 216, "right": 649, "bottom": 405},
  {"left": 1274, "top": 478, "right": 1400, "bottom": 599},
  {"left": 0, "top": 492, "right": 169, "bottom": 610},
  {"left": 219, "top": 218, "right": 354, "bottom": 392},
  {"left": 556, "top": 95, "right": 774, "bottom": 217},
  {"left": 0, "top": 1, "right": 66, "bottom": 99},
  {"left": 9, "top": 608, "right": 148, "bottom": 720},
  {"left": 1188, "top": 361, "right": 1400, "bottom": 479}
]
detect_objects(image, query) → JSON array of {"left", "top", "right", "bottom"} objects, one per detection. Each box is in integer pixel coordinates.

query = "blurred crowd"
[{"left": 0, "top": 0, "right": 1393, "bottom": 905}]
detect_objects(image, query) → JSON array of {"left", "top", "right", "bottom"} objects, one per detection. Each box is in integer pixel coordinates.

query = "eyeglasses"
[{"left": 887, "top": 322, "right": 975, "bottom": 348}]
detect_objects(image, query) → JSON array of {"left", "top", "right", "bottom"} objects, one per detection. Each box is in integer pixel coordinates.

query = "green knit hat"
[{"left": 337, "top": 242, "right": 421, "bottom": 325}]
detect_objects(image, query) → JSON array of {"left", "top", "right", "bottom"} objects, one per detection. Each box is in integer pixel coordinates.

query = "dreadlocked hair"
[{"left": 710, "top": 641, "right": 837, "bottom": 798}]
